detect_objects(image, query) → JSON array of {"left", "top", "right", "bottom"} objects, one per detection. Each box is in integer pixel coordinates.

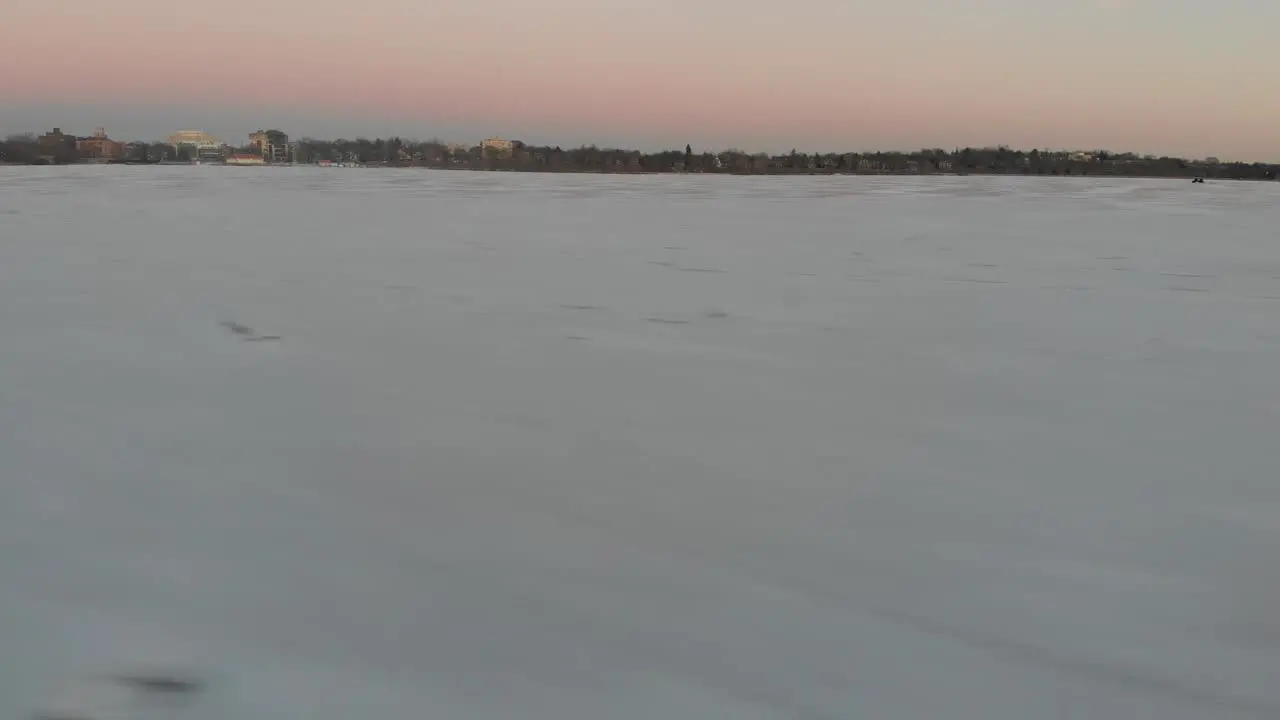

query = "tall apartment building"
[{"left": 249, "top": 130, "right": 291, "bottom": 163}]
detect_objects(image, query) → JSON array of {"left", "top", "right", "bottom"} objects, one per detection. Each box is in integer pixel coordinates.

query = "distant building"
[
  {"left": 249, "top": 130, "right": 290, "bottom": 163},
  {"left": 480, "top": 137, "right": 516, "bottom": 157},
  {"left": 226, "top": 153, "right": 266, "bottom": 166},
  {"left": 76, "top": 128, "right": 125, "bottom": 160},
  {"left": 124, "top": 142, "right": 149, "bottom": 161},
  {"left": 168, "top": 130, "right": 218, "bottom": 146},
  {"left": 38, "top": 128, "right": 76, "bottom": 155},
  {"left": 169, "top": 130, "right": 224, "bottom": 161}
]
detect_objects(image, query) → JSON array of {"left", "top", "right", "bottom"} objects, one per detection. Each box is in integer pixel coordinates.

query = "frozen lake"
[{"left": 2, "top": 167, "right": 1279, "bottom": 719}]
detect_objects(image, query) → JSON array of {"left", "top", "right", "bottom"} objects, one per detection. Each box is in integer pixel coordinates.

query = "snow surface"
[{"left": 2, "top": 167, "right": 1279, "bottom": 719}]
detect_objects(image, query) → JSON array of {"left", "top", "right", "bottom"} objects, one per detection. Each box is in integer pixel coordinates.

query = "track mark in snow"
[{"left": 947, "top": 278, "right": 1009, "bottom": 285}]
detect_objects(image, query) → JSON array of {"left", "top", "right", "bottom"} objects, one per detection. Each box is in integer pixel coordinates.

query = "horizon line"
[{"left": 4, "top": 128, "right": 1274, "bottom": 165}]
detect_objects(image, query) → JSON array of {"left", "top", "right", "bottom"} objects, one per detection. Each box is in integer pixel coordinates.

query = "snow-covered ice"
[{"left": 2, "top": 167, "right": 1279, "bottom": 718}]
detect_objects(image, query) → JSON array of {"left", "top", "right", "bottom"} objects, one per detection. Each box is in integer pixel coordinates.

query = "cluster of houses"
[{"left": 34, "top": 127, "right": 294, "bottom": 165}]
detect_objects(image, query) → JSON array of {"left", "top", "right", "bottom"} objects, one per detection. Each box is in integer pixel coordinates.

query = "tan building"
[
  {"left": 481, "top": 137, "right": 515, "bottom": 157},
  {"left": 226, "top": 153, "right": 266, "bottom": 166},
  {"left": 77, "top": 128, "right": 125, "bottom": 160},
  {"left": 168, "top": 130, "right": 219, "bottom": 146}
]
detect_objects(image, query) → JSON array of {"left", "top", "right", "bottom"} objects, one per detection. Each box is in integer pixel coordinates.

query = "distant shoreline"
[
  {"left": 2, "top": 133, "right": 1276, "bottom": 181},
  {"left": 3, "top": 161, "right": 1276, "bottom": 183}
]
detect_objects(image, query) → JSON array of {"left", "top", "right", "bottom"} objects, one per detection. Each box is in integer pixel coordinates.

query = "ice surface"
[{"left": 2, "top": 167, "right": 1279, "bottom": 719}]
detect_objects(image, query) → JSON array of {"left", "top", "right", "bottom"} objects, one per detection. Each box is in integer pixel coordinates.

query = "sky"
[{"left": 2, "top": 0, "right": 1278, "bottom": 160}]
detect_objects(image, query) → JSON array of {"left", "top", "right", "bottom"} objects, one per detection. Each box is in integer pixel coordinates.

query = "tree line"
[
  {"left": 2, "top": 132, "right": 1276, "bottom": 180},
  {"left": 292, "top": 139, "right": 1277, "bottom": 180}
]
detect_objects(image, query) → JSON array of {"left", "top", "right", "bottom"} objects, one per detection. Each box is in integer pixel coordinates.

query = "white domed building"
[{"left": 168, "top": 130, "right": 225, "bottom": 162}]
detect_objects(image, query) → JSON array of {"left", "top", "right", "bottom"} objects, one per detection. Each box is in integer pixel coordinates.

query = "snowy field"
[{"left": 2, "top": 167, "right": 1279, "bottom": 719}]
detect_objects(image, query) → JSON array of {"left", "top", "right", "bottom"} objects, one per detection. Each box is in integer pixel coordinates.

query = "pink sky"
[{"left": 2, "top": 0, "right": 1278, "bottom": 159}]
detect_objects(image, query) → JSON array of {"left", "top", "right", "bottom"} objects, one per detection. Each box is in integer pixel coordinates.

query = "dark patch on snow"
[{"left": 221, "top": 321, "right": 282, "bottom": 342}]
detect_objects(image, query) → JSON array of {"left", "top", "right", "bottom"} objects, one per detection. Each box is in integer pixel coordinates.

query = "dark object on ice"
[
  {"left": 220, "top": 320, "right": 282, "bottom": 342},
  {"left": 220, "top": 320, "right": 254, "bottom": 335},
  {"left": 1192, "top": 177, "right": 1205, "bottom": 184},
  {"left": 114, "top": 673, "right": 203, "bottom": 695},
  {"left": 32, "top": 672, "right": 205, "bottom": 720}
]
